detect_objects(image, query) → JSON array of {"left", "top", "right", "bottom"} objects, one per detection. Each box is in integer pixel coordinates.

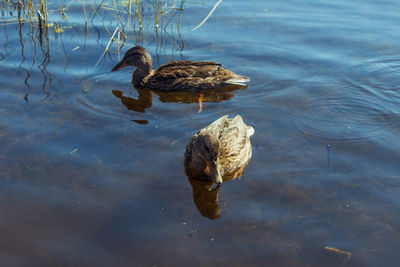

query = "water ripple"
[
  {"left": 292, "top": 56, "right": 400, "bottom": 143},
  {"left": 292, "top": 96, "right": 400, "bottom": 143},
  {"left": 342, "top": 57, "right": 400, "bottom": 102}
]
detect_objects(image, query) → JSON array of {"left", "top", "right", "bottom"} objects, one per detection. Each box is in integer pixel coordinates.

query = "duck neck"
[{"left": 132, "top": 57, "right": 153, "bottom": 88}]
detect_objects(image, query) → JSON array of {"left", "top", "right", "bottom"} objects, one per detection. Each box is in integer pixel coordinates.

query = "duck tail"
[
  {"left": 224, "top": 75, "right": 250, "bottom": 85},
  {"left": 247, "top": 126, "right": 255, "bottom": 137}
]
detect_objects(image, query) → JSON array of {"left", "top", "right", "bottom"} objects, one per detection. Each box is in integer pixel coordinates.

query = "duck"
[
  {"left": 111, "top": 46, "right": 250, "bottom": 91},
  {"left": 184, "top": 115, "right": 254, "bottom": 184}
]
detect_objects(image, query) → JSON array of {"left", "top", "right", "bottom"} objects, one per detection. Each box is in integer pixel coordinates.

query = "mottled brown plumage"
[
  {"left": 112, "top": 46, "right": 249, "bottom": 91},
  {"left": 184, "top": 115, "right": 254, "bottom": 184}
]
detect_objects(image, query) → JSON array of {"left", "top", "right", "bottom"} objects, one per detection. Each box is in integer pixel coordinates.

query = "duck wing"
[
  {"left": 200, "top": 115, "right": 229, "bottom": 136},
  {"left": 217, "top": 116, "right": 252, "bottom": 170},
  {"left": 147, "top": 61, "right": 237, "bottom": 91},
  {"left": 155, "top": 61, "right": 222, "bottom": 79}
]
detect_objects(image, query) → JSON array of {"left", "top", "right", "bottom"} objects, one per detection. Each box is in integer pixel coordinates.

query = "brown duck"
[
  {"left": 112, "top": 46, "right": 249, "bottom": 91},
  {"left": 184, "top": 115, "right": 254, "bottom": 185}
]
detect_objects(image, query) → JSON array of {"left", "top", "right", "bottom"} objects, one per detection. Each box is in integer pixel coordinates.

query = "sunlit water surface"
[{"left": 1, "top": 0, "right": 400, "bottom": 266}]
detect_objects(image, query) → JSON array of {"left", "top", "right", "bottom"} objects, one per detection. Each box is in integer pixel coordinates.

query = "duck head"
[
  {"left": 206, "top": 160, "right": 223, "bottom": 185},
  {"left": 111, "top": 46, "right": 153, "bottom": 72},
  {"left": 194, "top": 134, "right": 223, "bottom": 185}
]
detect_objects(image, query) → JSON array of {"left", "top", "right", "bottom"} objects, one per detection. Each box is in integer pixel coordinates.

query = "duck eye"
[{"left": 203, "top": 143, "right": 211, "bottom": 153}]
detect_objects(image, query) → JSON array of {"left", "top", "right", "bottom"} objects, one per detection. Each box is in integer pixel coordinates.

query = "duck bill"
[
  {"left": 210, "top": 161, "right": 223, "bottom": 185},
  {"left": 112, "top": 61, "right": 128, "bottom": 72}
]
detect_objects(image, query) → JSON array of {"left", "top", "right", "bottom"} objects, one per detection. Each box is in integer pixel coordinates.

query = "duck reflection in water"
[
  {"left": 112, "top": 83, "right": 248, "bottom": 115},
  {"left": 184, "top": 115, "right": 254, "bottom": 219},
  {"left": 187, "top": 162, "right": 251, "bottom": 220},
  {"left": 188, "top": 178, "right": 222, "bottom": 219}
]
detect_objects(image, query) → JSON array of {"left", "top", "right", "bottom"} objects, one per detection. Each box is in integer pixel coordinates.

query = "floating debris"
[
  {"left": 54, "top": 22, "right": 63, "bottom": 33},
  {"left": 132, "top": 120, "right": 149, "bottom": 125},
  {"left": 170, "top": 137, "right": 183, "bottom": 145},
  {"left": 82, "top": 87, "right": 90, "bottom": 94},
  {"left": 324, "top": 246, "right": 352, "bottom": 259}
]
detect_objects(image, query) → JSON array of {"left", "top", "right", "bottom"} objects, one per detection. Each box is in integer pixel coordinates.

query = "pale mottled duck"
[{"left": 184, "top": 115, "right": 254, "bottom": 185}]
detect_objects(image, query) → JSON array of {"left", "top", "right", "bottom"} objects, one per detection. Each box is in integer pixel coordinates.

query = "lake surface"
[{"left": 1, "top": 0, "right": 400, "bottom": 266}]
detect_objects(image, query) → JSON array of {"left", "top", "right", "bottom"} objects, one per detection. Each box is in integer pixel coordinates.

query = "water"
[{"left": 1, "top": 0, "right": 400, "bottom": 266}]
